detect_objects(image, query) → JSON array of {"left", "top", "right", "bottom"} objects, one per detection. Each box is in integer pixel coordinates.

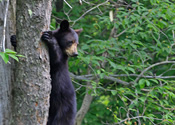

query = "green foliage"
[
  {"left": 0, "top": 49, "right": 25, "bottom": 63},
  {"left": 52, "top": 0, "right": 175, "bottom": 124}
]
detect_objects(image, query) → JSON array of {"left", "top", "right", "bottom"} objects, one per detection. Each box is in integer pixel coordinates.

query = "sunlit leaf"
[{"left": 0, "top": 52, "right": 9, "bottom": 63}]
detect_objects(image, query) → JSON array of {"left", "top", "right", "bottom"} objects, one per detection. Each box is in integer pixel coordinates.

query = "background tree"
[{"left": 0, "top": 0, "right": 16, "bottom": 124}]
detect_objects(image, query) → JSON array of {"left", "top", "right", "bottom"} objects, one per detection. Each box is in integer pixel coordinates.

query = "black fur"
[
  {"left": 41, "top": 20, "right": 81, "bottom": 125},
  {"left": 10, "top": 35, "right": 17, "bottom": 51}
]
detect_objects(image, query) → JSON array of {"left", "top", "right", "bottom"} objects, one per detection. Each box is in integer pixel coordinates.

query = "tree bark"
[
  {"left": 12, "top": 0, "right": 52, "bottom": 124},
  {"left": 0, "top": 0, "right": 16, "bottom": 124}
]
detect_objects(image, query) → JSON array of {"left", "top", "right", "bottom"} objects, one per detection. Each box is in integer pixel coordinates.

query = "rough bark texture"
[
  {"left": 75, "top": 82, "right": 93, "bottom": 125},
  {"left": 0, "top": 58, "right": 11, "bottom": 125},
  {"left": 0, "top": 0, "right": 16, "bottom": 124},
  {"left": 12, "top": 0, "right": 52, "bottom": 124}
]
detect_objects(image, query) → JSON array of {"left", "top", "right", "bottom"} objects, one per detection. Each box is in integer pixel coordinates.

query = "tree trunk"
[
  {"left": 0, "top": 0, "right": 16, "bottom": 124},
  {"left": 12, "top": 0, "right": 52, "bottom": 124},
  {"left": 75, "top": 68, "right": 94, "bottom": 125}
]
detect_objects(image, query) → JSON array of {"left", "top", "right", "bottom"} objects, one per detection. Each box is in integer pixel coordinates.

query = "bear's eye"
[{"left": 68, "top": 41, "right": 73, "bottom": 46}]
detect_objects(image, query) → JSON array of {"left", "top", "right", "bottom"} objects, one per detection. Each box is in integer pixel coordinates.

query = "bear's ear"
[
  {"left": 60, "top": 20, "right": 69, "bottom": 31},
  {"left": 74, "top": 28, "right": 83, "bottom": 35}
]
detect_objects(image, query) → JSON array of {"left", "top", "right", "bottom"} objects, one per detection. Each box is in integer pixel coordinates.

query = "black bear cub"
[
  {"left": 11, "top": 20, "right": 82, "bottom": 125},
  {"left": 41, "top": 20, "right": 82, "bottom": 125}
]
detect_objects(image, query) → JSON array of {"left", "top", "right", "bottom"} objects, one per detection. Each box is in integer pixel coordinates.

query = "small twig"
[
  {"left": 63, "top": 0, "right": 72, "bottom": 9},
  {"left": 64, "top": 10, "right": 72, "bottom": 22},
  {"left": 97, "top": 7, "right": 103, "bottom": 15},
  {"left": 51, "top": 15, "right": 62, "bottom": 22},
  {"left": 115, "top": 116, "right": 163, "bottom": 125},
  {"left": 114, "top": 28, "right": 128, "bottom": 38},
  {"left": 72, "top": 0, "right": 109, "bottom": 24},
  {"left": 159, "top": 64, "right": 175, "bottom": 77},
  {"left": 82, "top": 0, "right": 94, "bottom": 5},
  {"left": 111, "top": 74, "right": 175, "bottom": 79},
  {"left": 2, "top": 0, "right": 9, "bottom": 52},
  {"left": 147, "top": 20, "right": 171, "bottom": 43},
  {"left": 72, "top": 80, "right": 87, "bottom": 91},
  {"left": 172, "top": 30, "right": 175, "bottom": 42},
  {"left": 103, "top": 75, "right": 130, "bottom": 86}
]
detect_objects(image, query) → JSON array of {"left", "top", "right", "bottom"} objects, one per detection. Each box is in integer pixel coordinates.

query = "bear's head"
[{"left": 56, "top": 20, "right": 83, "bottom": 57}]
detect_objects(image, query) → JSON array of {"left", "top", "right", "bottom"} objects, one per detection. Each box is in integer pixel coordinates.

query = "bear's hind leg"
[{"left": 51, "top": 105, "right": 76, "bottom": 125}]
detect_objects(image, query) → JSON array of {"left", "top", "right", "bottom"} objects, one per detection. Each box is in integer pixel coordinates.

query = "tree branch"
[
  {"left": 70, "top": 72, "right": 130, "bottom": 86},
  {"left": 111, "top": 74, "right": 175, "bottom": 79},
  {"left": 70, "top": 72, "right": 175, "bottom": 86},
  {"left": 75, "top": 82, "right": 93, "bottom": 125},
  {"left": 135, "top": 61, "right": 175, "bottom": 83},
  {"left": 75, "top": 68, "right": 94, "bottom": 125}
]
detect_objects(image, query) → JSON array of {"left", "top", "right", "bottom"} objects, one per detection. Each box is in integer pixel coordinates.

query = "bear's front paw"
[
  {"left": 10, "top": 35, "right": 17, "bottom": 47},
  {"left": 41, "top": 31, "right": 52, "bottom": 44}
]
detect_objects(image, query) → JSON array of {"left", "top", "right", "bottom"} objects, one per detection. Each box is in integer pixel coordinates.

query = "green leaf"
[
  {"left": 127, "top": 67, "right": 135, "bottom": 73},
  {"left": 145, "top": 80, "right": 151, "bottom": 86},
  {"left": 147, "top": 23, "right": 158, "bottom": 32},
  {"left": 150, "top": 0, "right": 156, "bottom": 5},
  {"left": 139, "top": 79, "right": 145, "bottom": 89},
  {"left": 87, "top": 89, "right": 92, "bottom": 95},
  {"left": 0, "top": 52, "right": 9, "bottom": 64},
  {"left": 5, "top": 49, "right": 16, "bottom": 54},
  {"left": 81, "top": 44, "right": 89, "bottom": 50},
  {"left": 133, "top": 40, "right": 144, "bottom": 46},
  {"left": 16, "top": 54, "right": 25, "bottom": 58},
  {"left": 139, "top": 97, "right": 146, "bottom": 102},
  {"left": 8, "top": 54, "right": 19, "bottom": 62},
  {"left": 109, "top": 60, "right": 116, "bottom": 68},
  {"left": 149, "top": 79, "right": 159, "bottom": 84},
  {"left": 99, "top": 73, "right": 105, "bottom": 79},
  {"left": 111, "top": 90, "right": 117, "bottom": 95}
]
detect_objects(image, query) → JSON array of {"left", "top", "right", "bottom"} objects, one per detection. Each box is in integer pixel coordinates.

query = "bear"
[
  {"left": 41, "top": 20, "right": 82, "bottom": 125},
  {"left": 10, "top": 20, "right": 82, "bottom": 125}
]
